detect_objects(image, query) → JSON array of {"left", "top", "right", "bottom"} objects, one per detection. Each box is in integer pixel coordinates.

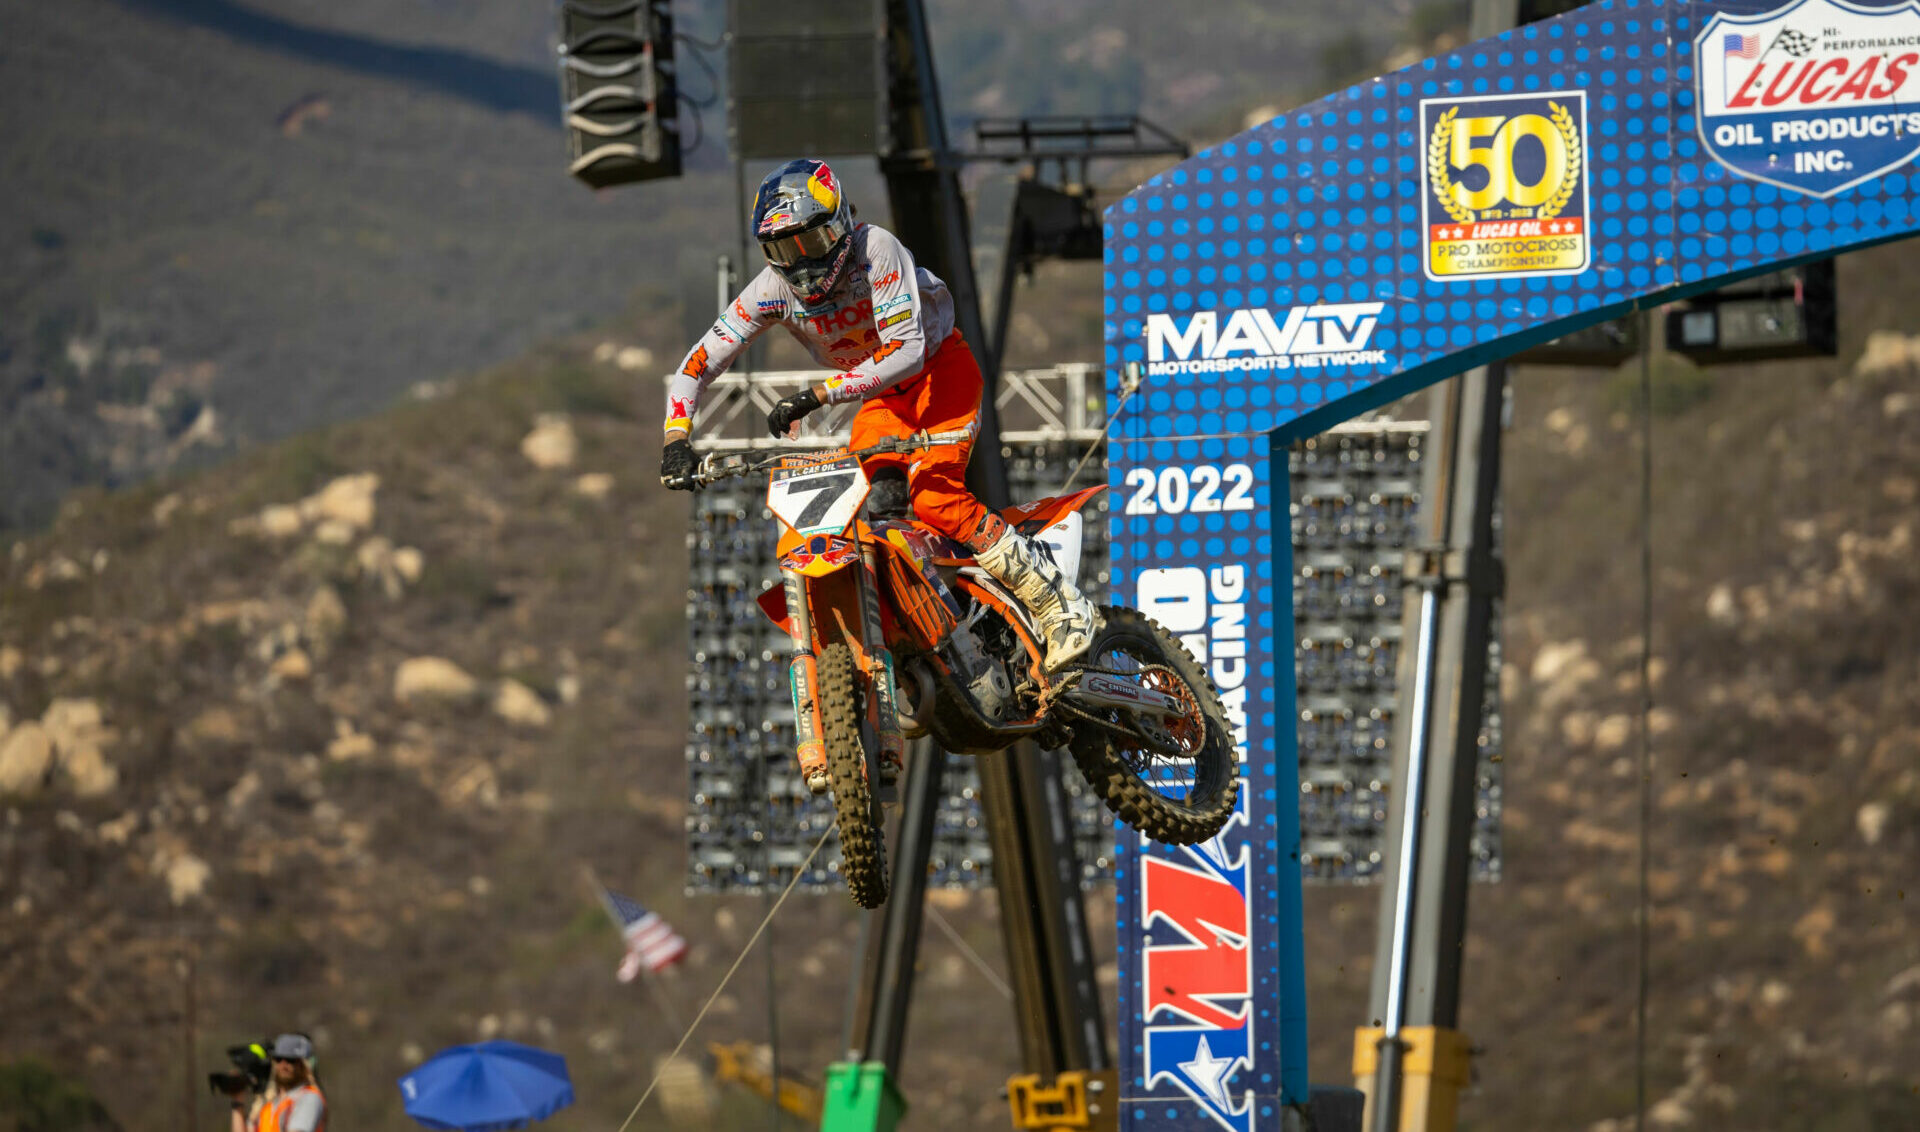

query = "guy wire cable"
[
  {"left": 1633, "top": 307, "right": 1656, "bottom": 1132},
  {"left": 672, "top": 34, "right": 722, "bottom": 106},
  {"left": 924, "top": 904, "right": 1014, "bottom": 1001},
  {"left": 674, "top": 94, "right": 705, "bottom": 154},
  {"left": 1057, "top": 366, "right": 1146, "bottom": 493},
  {"left": 614, "top": 826, "right": 832, "bottom": 1132}
]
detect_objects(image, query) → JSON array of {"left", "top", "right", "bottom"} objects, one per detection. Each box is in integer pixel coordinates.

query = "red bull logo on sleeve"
[{"left": 666, "top": 396, "right": 693, "bottom": 429}]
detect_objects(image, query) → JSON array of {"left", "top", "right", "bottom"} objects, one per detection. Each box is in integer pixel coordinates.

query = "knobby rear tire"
[
  {"left": 818, "top": 643, "right": 889, "bottom": 908},
  {"left": 1067, "top": 605, "right": 1240, "bottom": 846}
]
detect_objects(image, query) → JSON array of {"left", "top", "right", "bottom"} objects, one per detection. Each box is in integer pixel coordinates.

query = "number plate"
[{"left": 768, "top": 456, "right": 870, "bottom": 536}]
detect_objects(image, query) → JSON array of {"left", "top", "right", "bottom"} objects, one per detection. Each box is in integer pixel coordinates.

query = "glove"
[
  {"left": 660, "top": 438, "right": 697, "bottom": 490},
  {"left": 767, "top": 387, "right": 822, "bottom": 439}
]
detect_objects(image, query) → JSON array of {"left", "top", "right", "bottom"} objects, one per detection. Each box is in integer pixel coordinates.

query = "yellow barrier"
[
  {"left": 707, "top": 1040, "right": 823, "bottom": 1122},
  {"left": 1351, "top": 1026, "right": 1471, "bottom": 1132},
  {"left": 1005, "top": 1069, "right": 1118, "bottom": 1132}
]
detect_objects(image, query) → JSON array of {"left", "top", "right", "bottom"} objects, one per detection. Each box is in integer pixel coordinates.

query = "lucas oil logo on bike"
[
  {"left": 1133, "top": 564, "right": 1256, "bottom": 1131},
  {"left": 1422, "top": 91, "right": 1592, "bottom": 280},
  {"left": 1696, "top": 0, "right": 1920, "bottom": 198},
  {"left": 1144, "top": 304, "right": 1387, "bottom": 376}
]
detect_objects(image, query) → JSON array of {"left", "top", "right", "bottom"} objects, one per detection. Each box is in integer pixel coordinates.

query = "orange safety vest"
[{"left": 256, "top": 1084, "right": 326, "bottom": 1132}]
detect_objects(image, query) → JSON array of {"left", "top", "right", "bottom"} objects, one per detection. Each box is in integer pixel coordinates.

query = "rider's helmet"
[{"left": 751, "top": 159, "right": 856, "bottom": 305}]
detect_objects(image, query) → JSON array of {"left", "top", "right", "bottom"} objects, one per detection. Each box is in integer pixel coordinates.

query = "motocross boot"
[{"left": 974, "top": 527, "right": 1102, "bottom": 670}]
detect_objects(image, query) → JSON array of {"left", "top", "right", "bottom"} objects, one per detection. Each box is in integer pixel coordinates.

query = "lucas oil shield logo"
[
  {"left": 1421, "top": 91, "right": 1592, "bottom": 281},
  {"left": 1696, "top": 0, "right": 1920, "bottom": 198}
]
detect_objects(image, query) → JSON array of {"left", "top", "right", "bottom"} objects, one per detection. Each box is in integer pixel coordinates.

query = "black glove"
[
  {"left": 767, "top": 387, "right": 822, "bottom": 438},
  {"left": 660, "top": 438, "right": 697, "bottom": 490}
]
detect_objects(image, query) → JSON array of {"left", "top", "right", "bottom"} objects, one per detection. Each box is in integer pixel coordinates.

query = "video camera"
[{"left": 207, "top": 1042, "right": 271, "bottom": 1096}]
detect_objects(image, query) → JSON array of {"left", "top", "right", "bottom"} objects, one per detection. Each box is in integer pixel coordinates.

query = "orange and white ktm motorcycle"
[{"left": 689, "top": 432, "right": 1240, "bottom": 908}]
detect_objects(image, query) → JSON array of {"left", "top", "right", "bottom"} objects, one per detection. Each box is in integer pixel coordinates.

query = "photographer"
[{"left": 227, "top": 1034, "right": 325, "bottom": 1132}]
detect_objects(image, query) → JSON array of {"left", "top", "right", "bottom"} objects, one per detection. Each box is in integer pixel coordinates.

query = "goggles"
[{"left": 759, "top": 213, "right": 850, "bottom": 268}]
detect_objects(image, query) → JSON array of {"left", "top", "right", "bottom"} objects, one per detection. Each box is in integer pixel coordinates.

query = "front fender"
[{"left": 778, "top": 533, "right": 862, "bottom": 578}]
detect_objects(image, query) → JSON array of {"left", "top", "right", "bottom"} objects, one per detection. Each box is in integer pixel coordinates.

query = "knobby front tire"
[{"left": 818, "top": 643, "right": 889, "bottom": 908}]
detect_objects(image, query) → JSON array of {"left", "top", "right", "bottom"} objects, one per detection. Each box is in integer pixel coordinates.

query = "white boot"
[{"left": 974, "top": 528, "right": 1101, "bottom": 670}]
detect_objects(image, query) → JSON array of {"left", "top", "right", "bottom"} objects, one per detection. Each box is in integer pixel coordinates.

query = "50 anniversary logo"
[{"left": 1422, "top": 91, "right": 1594, "bottom": 280}]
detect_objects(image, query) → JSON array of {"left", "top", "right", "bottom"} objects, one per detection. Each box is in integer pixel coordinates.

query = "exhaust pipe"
[{"left": 896, "top": 659, "right": 938, "bottom": 737}]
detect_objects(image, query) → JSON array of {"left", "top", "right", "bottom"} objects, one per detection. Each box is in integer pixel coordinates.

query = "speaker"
[
  {"left": 1007, "top": 180, "right": 1104, "bottom": 267},
  {"left": 1509, "top": 316, "right": 1641, "bottom": 367},
  {"left": 729, "top": 0, "right": 886, "bottom": 159},
  {"left": 556, "top": 0, "right": 681, "bottom": 187},
  {"left": 1664, "top": 259, "right": 1838, "bottom": 364}
]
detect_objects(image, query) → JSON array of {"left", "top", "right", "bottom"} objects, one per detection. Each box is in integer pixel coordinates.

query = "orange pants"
[{"left": 848, "top": 332, "right": 1001, "bottom": 549}]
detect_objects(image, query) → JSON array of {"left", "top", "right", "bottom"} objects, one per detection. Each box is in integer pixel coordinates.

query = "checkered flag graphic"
[{"left": 1774, "top": 28, "right": 1818, "bottom": 57}]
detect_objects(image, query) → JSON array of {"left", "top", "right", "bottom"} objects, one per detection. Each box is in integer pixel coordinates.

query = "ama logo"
[
  {"left": 1142, "top": 826, "right": 1256, "bottom": 1131},
  {"left": 1136, "top": 563, "right": 1259, "bottom": 1131}
]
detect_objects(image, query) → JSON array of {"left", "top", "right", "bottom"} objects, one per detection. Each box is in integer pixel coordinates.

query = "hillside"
[
  {"left": 4, "top": 239, "right": 1920, "bottom": 1131},
  {"left": 0, "top": 0, "right": 724, "bottom": 533},
  {"left": 0, "top": 0, "right": 1421, "bottom": 534}
]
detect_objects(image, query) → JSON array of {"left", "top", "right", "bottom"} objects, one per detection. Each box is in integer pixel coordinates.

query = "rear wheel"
[
  {"left": 818, "top": 643, "right": 889, "bottom": 908},
  {"left": 1067, "top": 605, "right": 1240, "bottom": 845}
]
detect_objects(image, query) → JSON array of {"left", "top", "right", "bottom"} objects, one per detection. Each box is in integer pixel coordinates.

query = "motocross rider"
[{"left": 660, "top": 158, "right": 1099, "bottom": 669}]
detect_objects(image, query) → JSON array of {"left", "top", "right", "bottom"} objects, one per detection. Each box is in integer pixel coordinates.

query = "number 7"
[{"left": 788, "top": 472, "right": 857, "bottom": 527}]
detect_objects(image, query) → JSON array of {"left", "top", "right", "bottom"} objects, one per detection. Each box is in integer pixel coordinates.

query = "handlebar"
[{"left": 683, "top": 430, "right": 975, "bottom": 488}]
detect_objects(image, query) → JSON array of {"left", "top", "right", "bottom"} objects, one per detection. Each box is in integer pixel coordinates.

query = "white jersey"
[{"left": 664, "top": 224, "right": 957, "bottom": 435}]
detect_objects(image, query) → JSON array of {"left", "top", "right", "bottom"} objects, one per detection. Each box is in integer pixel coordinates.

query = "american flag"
[
  {"left": 602, "top": 888, "right": 688, "bottom": 981},
  {"left": 1723, "top": 32, "right": 1759, "bottom": 58}
]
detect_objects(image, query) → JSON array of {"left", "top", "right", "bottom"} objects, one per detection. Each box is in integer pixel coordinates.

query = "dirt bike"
[{"left": 687, "top": 432, "right": 1241, "bottom": 908}]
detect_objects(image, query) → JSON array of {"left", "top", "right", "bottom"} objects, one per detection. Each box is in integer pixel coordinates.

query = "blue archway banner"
[{"left": 1103, "top": 0, "right": 1919, "bottom": 1127}]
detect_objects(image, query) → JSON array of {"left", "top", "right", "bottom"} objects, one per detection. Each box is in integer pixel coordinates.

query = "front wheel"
[
  {"left": 1066, "top": 605, "right": 1240, "bottom": 845},
  {"left": 817, "top": 643, "right": 889, "bottom": 908}
]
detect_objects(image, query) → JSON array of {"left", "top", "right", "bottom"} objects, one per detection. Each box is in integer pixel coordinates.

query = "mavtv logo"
[{"left": 1145, "top": 304, "right": 1387, "bottom": 376}]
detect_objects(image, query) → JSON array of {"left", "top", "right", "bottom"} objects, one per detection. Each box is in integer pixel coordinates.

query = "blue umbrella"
[{"left": 398, "top": 1041, "right": 574, "bottom": 1131}]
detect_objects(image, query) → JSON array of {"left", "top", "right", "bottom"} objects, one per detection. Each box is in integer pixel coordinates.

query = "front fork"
[
  {"left": 857, "top": 543, "right": 907, "bottom": 782},
  {"left": 782, "top": 568, "right": 829, "bottom": 794},
  {"left": 781, "top": 554, "right": 907, "bottom": 794}
]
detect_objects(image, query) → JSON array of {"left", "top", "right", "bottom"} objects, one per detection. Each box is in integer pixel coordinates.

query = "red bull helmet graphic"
[{"left": 751, "top": 158, "right": 856, "bottom": 305}]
